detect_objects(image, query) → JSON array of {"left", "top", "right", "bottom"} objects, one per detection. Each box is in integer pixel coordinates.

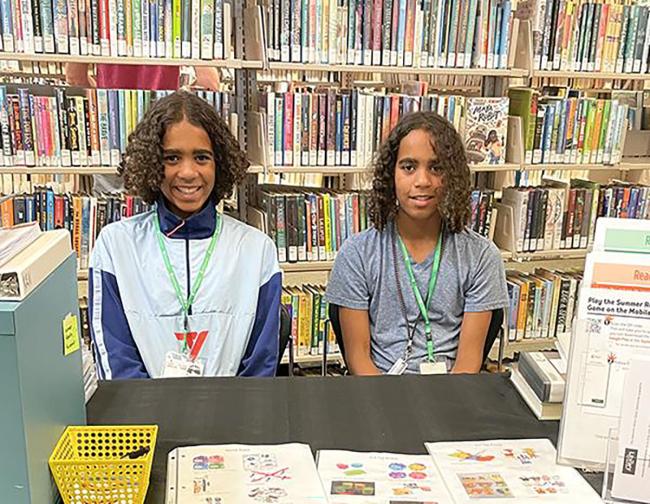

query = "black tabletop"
[{"left": 87, "top": 373, "right": 600, "bottom": 503}]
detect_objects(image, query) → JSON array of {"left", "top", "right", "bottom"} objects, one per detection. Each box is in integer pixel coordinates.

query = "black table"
[{"left": 87, "top": 373, "right": 600, "bottom": 503}]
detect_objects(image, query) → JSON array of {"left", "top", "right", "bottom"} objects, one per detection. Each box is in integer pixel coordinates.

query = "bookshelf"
[
  {"left": 266, "top": 62, "right": 529, "bottom": 77},
  {"left": 0, "top": 167, "right": 118, "bottom": 175},
  {"left": 532, "top": 70, "right": 650, "bottom": 81},
  {"left": 0, "top": 53, "right": 263, "bottom": 69},
  {"left": 2, "top": 0, "right": 650, "bottom": 372},
  {"left": 2, "top": 161, "right": 648, "bottom": 177}
]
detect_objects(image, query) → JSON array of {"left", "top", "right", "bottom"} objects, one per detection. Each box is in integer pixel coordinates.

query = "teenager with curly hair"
[
  {"left": 89, "top": 91, "right": 281, "bottom": 379},
  {"left": 325, "top": 112, "right": 508, "bottom": 376}
]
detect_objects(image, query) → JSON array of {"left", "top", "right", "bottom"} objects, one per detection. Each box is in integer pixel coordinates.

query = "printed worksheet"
[
  {"left": 425, "top": 439, "right": 601, "bottom": 503},
  {"left": 317, "top": 450, "right": 454, "bottom": 504},
  {"left": 165, "top": 443, "right": 327, "bottom": 503}
]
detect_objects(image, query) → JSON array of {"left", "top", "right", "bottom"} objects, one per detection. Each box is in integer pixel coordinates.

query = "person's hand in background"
[
  {"left": 64, "top": 63, "right": 96, "bottom": 87},
  {"left": 193, "top": 67, "right": 221, "bottom": 90}
]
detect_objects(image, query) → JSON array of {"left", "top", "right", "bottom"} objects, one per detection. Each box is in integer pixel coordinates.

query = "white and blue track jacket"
[{"left": 89, "top": 198, "right": 282, "bottom": 379}]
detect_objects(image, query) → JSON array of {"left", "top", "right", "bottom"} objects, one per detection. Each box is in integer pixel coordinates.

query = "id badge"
[
  {"left": 387, "top": 357, "right": 408, "bottom": 375},
  {"left": 161, "top": 351, "right": 204, "bottom": 378},
  {"left": 419, "top": 361, "right": 447, "bottom": 375}
]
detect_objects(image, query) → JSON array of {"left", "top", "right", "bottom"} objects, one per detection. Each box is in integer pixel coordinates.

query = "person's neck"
[
  {"left": 395, "top": 210, "right": 442, "bottom": 263},
  {"left": 164, "top": 198, "right": 206, "bottom": 220}
]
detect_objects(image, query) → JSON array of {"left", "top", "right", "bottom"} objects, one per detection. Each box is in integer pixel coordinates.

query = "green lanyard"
[
  {"left": 396, "top": 230, "right": 443, "bottom": 362},
  {"left": 155, "top": 212, "right": 222, "bottom": 354}
]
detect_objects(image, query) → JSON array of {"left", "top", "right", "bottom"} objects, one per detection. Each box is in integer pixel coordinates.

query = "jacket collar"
[{"left": 156, "top": 196, "right": 217, "bottom": 239}]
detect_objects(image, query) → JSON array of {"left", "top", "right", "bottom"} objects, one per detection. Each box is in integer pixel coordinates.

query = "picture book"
[{"left": 464, "top": 98, "right": 509, "bottom": 165}]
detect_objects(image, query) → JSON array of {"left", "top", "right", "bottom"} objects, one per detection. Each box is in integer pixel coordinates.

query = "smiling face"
[
  {"left": 394, "top": 128, "right": 443, "bottom": 223},
  {"left": 160, "top": 118, "right": 216, "bottom": 218}
]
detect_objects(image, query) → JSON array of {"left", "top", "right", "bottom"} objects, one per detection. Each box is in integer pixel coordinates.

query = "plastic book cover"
[{"left": 464, "top": 97, "right": 509, "bottom": 165}]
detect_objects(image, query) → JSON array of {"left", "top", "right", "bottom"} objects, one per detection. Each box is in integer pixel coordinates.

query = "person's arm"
[
  {"left": 89, "top": 267, "right": 149, "bottom": 379},
  {"left": 238, "top": 237, "right": 282, "bottom": 377},
  {"left": 453, "top": 241, "right": 509, "bottom": 374},
  {"left": 325, "top": 236, "right": 380, "bottom": 375},
  {"left": 65, "top": 63, "right": 94, "bottom": 87},
  {"left": 339, "top": 307, "right": 381, "bottom": 376},
  {"left": 237, "top": 271, "right": 282, "bottom": 376},
  {"left": 452, "top": 311, "right": 492, "bottom": 374}
]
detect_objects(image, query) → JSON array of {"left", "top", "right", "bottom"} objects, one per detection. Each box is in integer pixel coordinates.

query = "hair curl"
[
  {"left": 368, "top": 111, "right": 471, "bottom": 233},
  {"left": 118, "top": 90, "right": 249, "bottom": 204}
]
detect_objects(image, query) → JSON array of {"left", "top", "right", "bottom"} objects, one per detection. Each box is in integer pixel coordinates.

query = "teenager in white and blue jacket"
[{"left": 89, "top": 91, "right": 282, "bottom": 379}]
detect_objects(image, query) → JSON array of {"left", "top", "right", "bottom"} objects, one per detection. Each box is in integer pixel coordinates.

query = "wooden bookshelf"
[
  {"left": 4, "top": 161, "right": 646, "bottom": 177},
  {"left": 0, "top": 52, "right": 263, "bottom": 69},
  {"left": 510, "top": 249, "right": 589, "bottom": 262},
  {"left": 0, "top": 166, "right": 118, "bottom": 175},
  {"left": 469, "top": 163, "right": 522, "bottom": 173},
  {"left": 281, "top": 353, "right": 343, "bottom": 366},
  {"left": 505, "top": 338, "right": 557, "bottom": 353},
  {"left": 282, "top": 261, "right": 335, "bottom": 272},
  {"left": 520, "top": 163, "right": 634, "bottom": 172},
  {"left": 532, "top": 70, "right": 650, "bottom": 81},
  {"left": 267, "top": 62, "right": 529, "bottom": 77},
  {"left": 251, "top": 162, "right": 647, "bottom": 175}
]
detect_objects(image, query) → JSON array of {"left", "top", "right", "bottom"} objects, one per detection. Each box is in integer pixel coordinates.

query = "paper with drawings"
[
  {"left": 425, "top": 439, "right": 601, "bottom": 503},
  {"left": 165, "top": 443, "right": 327, "bottom": 503},
  {"left": 317, "top": 449, "right": 454, "bottom": 503}
]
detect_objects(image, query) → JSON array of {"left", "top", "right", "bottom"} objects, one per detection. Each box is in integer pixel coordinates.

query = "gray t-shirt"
[{"left": 325, "top": 221, "right": 509, "bottom": 373}]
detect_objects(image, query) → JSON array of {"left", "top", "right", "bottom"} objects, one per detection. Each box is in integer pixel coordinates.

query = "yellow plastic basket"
[{"left": 49, "top": 425, "right": 158, "bottom": 504}]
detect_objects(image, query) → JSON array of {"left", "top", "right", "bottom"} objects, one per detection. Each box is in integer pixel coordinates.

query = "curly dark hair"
[
  {"left": 369, "top": 111, "right": 471, "bottom": 233},
  {"left": 118, "top": 90, "right": 249, "bottom": 204}
]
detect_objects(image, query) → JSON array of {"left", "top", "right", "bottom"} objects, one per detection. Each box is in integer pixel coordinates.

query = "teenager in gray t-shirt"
[{"left": 325, "top": 112, "right": 508, "bottom": 375}]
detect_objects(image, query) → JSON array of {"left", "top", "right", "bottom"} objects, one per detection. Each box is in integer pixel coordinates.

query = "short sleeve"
[
  {"left": 464, "top": 242, "right": 509, "bottom": 313},
  {"left": 324, "top": 237, "right": 370, "bottom": 310}
]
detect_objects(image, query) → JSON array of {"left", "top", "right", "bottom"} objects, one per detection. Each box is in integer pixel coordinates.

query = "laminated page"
[
  {"left": 558, "top": 250, "right": 650, "bottom": 468},
  {"left": 317, "top": 449, "right": 454, "bottom": 503},
  {"left": 166, "top": 443, "right": 327, "bottom": 503},
  {"left": 425, "top": 439, "right": 601, "bottom": 503}
]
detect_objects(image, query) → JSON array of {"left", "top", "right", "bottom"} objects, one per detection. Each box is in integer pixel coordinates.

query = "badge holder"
[
  {"left": 601, "top": 428, "right": 644, "bottom": 504},
  {"left": 387, "top": 357, "right": 408, "bottom": 375},
  {"left": 419, "top": 361, "right": 447, "bottom": 375},
  {"left": 161, "top": 351, "right": 204, "bottom": 378},
  {"left": 162, "top": 322, "right": 205, "bottom": 378}
]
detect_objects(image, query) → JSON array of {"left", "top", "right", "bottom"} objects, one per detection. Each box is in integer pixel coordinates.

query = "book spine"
[
  {"left": 0, "top": 87, "right": 12, "bottom": 166},
  {"left": 53, "top": 0, "right": 69, "bottom": 52},
  {"left": 8, "top": 98, "right": 22, "bottom": 166},
  {"left": 54, "top": 88, "right": 71, "bottom": 166},
  {"left": 17, "top": 89, "right": 35, "bottom": 166},
  {"left": 74, "top": 96, "right": 87, "bottom": 165},
  {"left": 96, "top": 89, "right": 110, "bottom": 166},
  {"left": 171, "top": 0, "right": 180, "bottom": 56},
  {"left": 86, "top": 89, "right": 100, "bottom": 165},
  {"left": 0, "top": 0, "right": 15, "bottom": 51},
  {"left": 65, "top": 97, "right": 79, "bottom": 166},
  {"left": 382, "top": 0, "right": 392, "bottom": 64}
]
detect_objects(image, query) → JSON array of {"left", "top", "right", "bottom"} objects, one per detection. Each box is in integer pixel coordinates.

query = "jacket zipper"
[{"left": 185, "top": 237, "right": 192, "bottom": 315}]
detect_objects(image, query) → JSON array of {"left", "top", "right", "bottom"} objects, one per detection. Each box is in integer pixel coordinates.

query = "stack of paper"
[
  {"left": 0, "top": 222, "right": 41, "bottom": 268},
  {"left": 82, "top": 345, "right": 98, "bottom": 404}
]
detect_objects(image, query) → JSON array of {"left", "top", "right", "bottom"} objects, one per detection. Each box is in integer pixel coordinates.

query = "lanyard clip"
[{"left": 426, "top": 339, "right": 434, "bottom": 362}]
